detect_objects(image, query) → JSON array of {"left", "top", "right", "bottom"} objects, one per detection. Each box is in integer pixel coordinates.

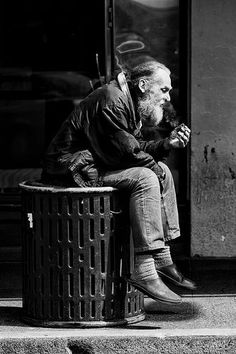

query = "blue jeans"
[{"left": 103, "top": 162, "right": 180, "bottom": 253}]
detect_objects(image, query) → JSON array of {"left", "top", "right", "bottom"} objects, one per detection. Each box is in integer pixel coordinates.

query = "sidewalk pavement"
[{"left": 0, "top": 294, "right": 236, "bottom": 354}]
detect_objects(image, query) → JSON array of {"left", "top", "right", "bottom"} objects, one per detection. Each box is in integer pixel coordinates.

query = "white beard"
[{"left": 137, "top": 98, "right": 164, "bottom": 127}]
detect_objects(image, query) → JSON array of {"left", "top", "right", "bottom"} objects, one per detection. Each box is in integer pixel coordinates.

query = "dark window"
[{"left": 0, "top": 0, "right": 111, "bottom": 186}]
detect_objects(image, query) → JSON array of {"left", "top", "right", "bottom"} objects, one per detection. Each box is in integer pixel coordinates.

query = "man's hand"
[{"left": 166, "top": 123, "right": 191, "bottom": 149}]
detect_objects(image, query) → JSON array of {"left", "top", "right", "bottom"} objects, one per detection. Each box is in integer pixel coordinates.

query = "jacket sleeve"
[
  {"left": 88, "top": 102, "right": 158, "bottom": 170},
  {"left": 134, "top": 130, "right": 171, "bottom": 162}
]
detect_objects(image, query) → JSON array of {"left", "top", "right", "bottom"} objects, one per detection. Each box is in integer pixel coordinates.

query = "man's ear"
[{"left": 138, "top": 78, "right": 148, "bottom": 93}]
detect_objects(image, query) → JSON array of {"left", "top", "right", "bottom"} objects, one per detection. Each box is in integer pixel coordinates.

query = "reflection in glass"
[{"left": 114, "top": 0, "right": 179, "bottom": 110}]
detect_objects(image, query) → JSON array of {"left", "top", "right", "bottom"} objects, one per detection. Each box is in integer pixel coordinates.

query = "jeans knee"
[{"left": 135, "top": 167, "right": 160, "bottom": 190}]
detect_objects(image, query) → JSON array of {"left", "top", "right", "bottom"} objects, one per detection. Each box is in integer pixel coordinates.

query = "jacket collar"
[{"left": 117, "top": 72, "right": 142, "bottom": 131}]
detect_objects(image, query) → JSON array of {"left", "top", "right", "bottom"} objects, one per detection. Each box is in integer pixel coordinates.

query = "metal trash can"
[{"left": 19, "top": 181, "right": 145, "bottom": 327}]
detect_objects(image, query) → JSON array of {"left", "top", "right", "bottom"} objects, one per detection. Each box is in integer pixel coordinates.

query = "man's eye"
[{"left": 161, "top": 88, "right": 169, "bottom": 93}]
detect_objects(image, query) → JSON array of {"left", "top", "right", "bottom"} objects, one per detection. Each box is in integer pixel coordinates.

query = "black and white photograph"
[{"left": 0, "top": 0, "right": 236, "bottom": 353}]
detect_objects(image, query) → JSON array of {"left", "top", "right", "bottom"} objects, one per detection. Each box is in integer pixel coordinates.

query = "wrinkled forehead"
[{"left": 152, "top": 68, "right": 172, "bottom": 87}]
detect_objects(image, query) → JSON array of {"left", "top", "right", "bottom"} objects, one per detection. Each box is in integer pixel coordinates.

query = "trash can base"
[{"left": 22, "top": 312, "right": 146, "bottom": 328}]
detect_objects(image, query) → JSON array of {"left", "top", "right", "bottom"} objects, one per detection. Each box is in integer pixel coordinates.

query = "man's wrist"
[{"left": 163, "top": 138, "right": 171, "bottom": 150}]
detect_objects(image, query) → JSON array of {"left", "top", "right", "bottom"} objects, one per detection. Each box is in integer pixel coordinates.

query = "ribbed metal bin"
[{"left": 19, "top": 182, "right": 145, "bottom": 327}]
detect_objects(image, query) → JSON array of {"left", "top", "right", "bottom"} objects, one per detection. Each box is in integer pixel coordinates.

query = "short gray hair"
[{"left": 127, "top": 60, "right": 170, "bottom": 86}]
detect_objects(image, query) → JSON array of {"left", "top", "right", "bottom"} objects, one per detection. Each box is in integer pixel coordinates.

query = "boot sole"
[{"left": 125, "top": 278, "right": 182, "bottom": 305}]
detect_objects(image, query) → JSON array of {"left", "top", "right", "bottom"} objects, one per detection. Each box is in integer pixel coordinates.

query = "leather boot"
[{"left": 126, "top": 275, "right": 182, "bottom": 304}]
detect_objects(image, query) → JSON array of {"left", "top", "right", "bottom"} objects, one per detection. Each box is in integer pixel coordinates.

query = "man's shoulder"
[
  {"left": 101, "top": 80, "right": 123, "bottom": 97},
  {"left": 103, "top": 80, "right": 130, "bottom": 109},
  {"left": 78, "top": 79, "right": 130, "bottom": 113}
]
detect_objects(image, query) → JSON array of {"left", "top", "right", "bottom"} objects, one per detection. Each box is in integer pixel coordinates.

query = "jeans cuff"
[
  {"left": 164, "top": 230, "right": 181, "bottom": 242},
  {"left": 134, "top": 240, "right": 165, "bottom": 253}
]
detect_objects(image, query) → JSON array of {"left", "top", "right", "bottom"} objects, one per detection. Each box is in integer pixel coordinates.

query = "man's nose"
[{"left": 164, "top": 92, "right": 171, "bottom": 102}]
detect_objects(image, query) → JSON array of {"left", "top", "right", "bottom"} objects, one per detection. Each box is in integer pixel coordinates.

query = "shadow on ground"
[{"left": 144, "top": 299, "right": 202, "bottom": 322}]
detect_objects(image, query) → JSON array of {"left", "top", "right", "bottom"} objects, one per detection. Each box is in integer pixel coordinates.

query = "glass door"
[{"left": 114, "top": 0, "right": 190, "bottom": 256}]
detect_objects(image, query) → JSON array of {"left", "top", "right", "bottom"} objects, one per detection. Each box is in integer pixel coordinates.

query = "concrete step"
[{"left": 0, "top": 296, "right": 236, "bottom": 353}]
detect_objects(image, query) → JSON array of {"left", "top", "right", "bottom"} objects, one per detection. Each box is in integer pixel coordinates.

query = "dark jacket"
[{"left": 41, "top": 73, "right": 170, "bottom": 187}]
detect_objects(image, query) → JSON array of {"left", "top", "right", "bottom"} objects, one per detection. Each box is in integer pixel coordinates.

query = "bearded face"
[
  {"left": 135, "top": 68, "right": 172, "bottom": 128},
  {"left": 136, "top": 90, "right": 164, "bottom": 127}
]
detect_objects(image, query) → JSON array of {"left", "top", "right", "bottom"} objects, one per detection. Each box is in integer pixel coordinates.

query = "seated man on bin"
[{"left": 41, "top": 60, "right": 196, "bottom": 304}]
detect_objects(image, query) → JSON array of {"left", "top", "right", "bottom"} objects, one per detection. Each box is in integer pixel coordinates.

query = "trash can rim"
[{"left": 19, "top": 181, "right": 119, "bottom": 194}]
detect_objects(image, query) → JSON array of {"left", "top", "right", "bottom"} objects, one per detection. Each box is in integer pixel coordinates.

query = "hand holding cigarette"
[{"left": 168, "top": 123, "right": 191, "bottom": 149}]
